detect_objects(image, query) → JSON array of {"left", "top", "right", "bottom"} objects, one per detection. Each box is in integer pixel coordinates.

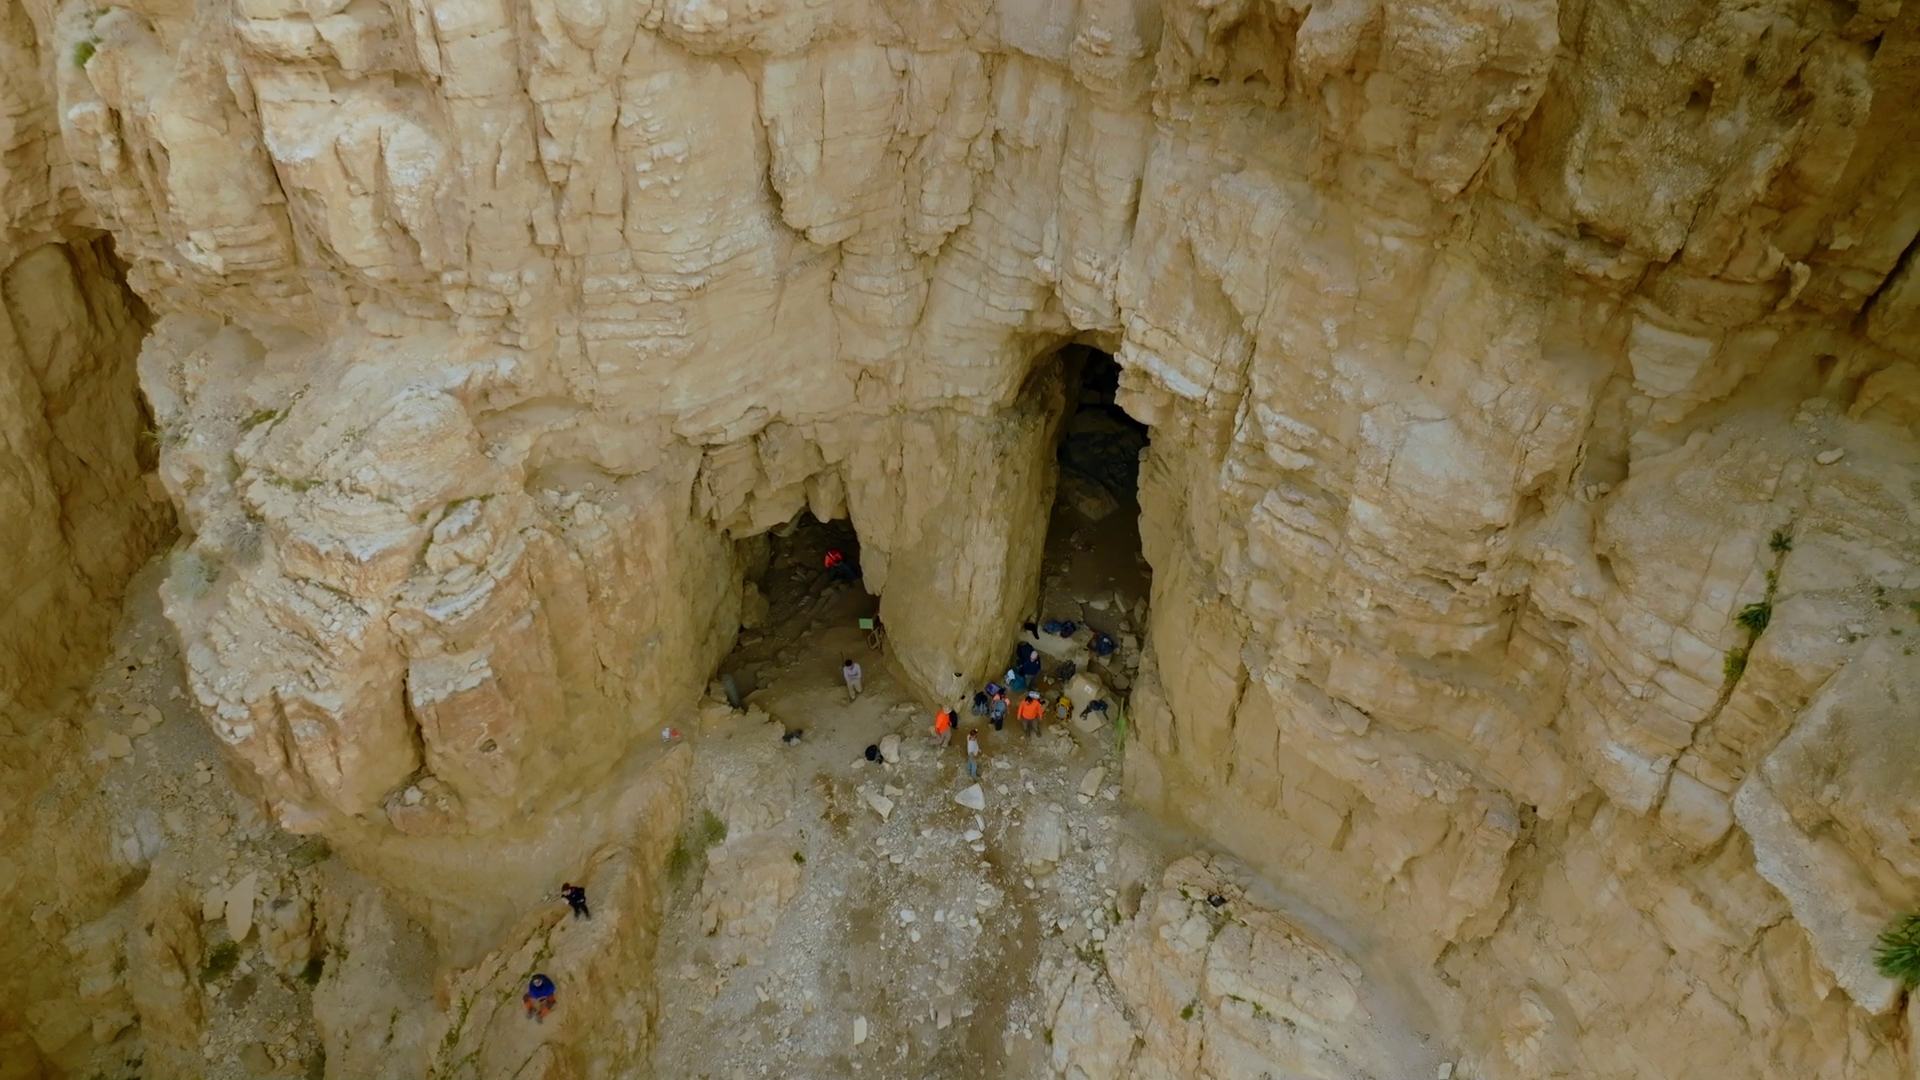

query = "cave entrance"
[
  {"left": 1027, "top": 345, "right": 1152, "bottom": 700},
  {"left": 718, "top": 512, "right": 876, "bottom": 708}
]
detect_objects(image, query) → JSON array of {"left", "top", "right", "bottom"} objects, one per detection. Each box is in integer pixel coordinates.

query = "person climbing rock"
[
  {"left": 842, "top": 658, "right": 863, "bottom": 701},
  {"left": 989, "top": 690, "right": 1008, "bottom": 732},
  {"left": 560, "top": 883, "right": 590, "bottom": 920},
  {"left": 931, "top": 705, "right": 956, "bottom": 747},
  {"left": 1017, "top": 692, "right": 1045, "bottom": 737},
  {"left": 966, "top": 730, "right": 981, "bottom": 779},
  {"left": 525, "top": 974, "right": 557, "bottom": 1021}
]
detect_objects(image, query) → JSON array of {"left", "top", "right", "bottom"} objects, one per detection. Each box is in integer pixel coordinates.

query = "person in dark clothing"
[
  {"left": 989, "top": 691, "right": 1008, "bottom": 732},
  {"left": 1080, "top": 699, "right": 1110, "bottom": 720},
  {"left": 525, "top": 974, "right": 557, "bottom": 1021},
  {"left": 1016, "top": 654, "right": 1042, "bottom": 682},
  {"left": 971, "top": 690, "right": 990, "bottom": 718},
  {"left": 1016, "top": 641, "right": 1037, "bottom": 665},
  {"left": 560, "top": 883, "right": 590, "bottom": 920}
]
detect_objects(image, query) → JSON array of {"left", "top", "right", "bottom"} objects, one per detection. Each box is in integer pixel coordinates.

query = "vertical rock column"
[{"left": 853, "top": 373, "right": 1069, "bottom": 702}]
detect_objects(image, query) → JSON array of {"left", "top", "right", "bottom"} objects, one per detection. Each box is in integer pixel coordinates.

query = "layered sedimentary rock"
[
  {"left": 0, "top": 4, "right": 172, "bottom": 1073},
  {"left": 6, "top": 0, "right": 1920, "bottom": 1076}
]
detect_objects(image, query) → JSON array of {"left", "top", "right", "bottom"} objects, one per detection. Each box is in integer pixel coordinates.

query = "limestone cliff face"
[
  {"left": 0, "top": 3, "right": 173, "bottom": 1073},
  {"left": 15, "top": 0, "right": 1920, "bottom": 1074}
]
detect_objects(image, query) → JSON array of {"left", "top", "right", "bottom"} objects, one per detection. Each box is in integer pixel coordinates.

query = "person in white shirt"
[{"left": 842, "top": 658, "right": 863, "bottom": 701}]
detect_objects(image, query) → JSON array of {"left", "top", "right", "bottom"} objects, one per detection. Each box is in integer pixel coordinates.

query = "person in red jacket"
[
  {"left": 823, "top": 548, "right": 859, "bottom": 583},
  {"left": 930, "top": 705, "right": 956, "bottom": 747},
  {"left": 1017, "top": 692, "right": 1045, "bottom": 738}
]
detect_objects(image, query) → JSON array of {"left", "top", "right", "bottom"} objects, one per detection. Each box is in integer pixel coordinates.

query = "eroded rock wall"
[
  {"left": 15, "top": 0, "right": 1920, "bottom": 1075},
  {"left": 0, "top": 3, "right": 174, "bottom": 1074}
]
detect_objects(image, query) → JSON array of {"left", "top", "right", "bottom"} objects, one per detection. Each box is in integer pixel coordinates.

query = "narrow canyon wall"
[
  {"left": 10, "top": 0, "right": 1920, "bottom": 1075},
  {"left": 0, "top": 2, "right": 173, "bottom": 1071}
]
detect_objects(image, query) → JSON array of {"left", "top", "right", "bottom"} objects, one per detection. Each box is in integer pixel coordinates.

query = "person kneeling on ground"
[
  {"left": 1080, "top": 699, "right": 1110, "bottom": 720},
  {"left": 560, "top": 883, "right": 590, "bottom": 920},
  {"left": 931, "top": 705, "right": 957, "bottom": 747},
  {"left": 1017, "top": 692, "right": 1045, "bottom": 737},
  {"left": 824, "top": 548, "right": 859, "bottom": 583},
  {"left": 525, "top": 974, "right": 557, "bottom": 1021}
]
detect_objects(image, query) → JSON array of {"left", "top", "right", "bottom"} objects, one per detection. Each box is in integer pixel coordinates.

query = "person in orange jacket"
[
  {"left": 1017, "top": 692, "right": 1045, "bottom": 737},
  {"left": 930, "top": 705, "right": 957, "bottom": 747}
]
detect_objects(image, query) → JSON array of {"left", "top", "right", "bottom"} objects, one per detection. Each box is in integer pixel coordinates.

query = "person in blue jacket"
[{"left": 525, "top": 974, "right": 557, "bottom": 1021}]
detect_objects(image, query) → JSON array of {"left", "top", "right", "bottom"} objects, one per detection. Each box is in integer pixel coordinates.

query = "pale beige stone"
[{"left": 2, "top": 0, "right": 1918, "bottom": 1077}]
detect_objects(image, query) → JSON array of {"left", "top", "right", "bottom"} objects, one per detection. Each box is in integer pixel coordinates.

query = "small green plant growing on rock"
[
  {"left": 1736, "top": 601, "right": 1772, "bottom": 635},
  {"left": 72, "top": 38, "right": 97, "bottom": 66},
  {"left": 1874, "top": 912, "right": 1920, "bottom": 988},
  {"left": 1769, "top": 529, "right": 1794, "bottom": 554},
  {"left": 1723, "top": 648, "right": 1748, "bottom": 681},
  {"left": 199, "top": 940, "right": 240, "bottom": 984},
  {"left": 666, "top": 808, "right": 729, "bottom": 887}
]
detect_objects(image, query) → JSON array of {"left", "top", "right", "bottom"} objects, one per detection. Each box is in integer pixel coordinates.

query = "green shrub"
[
  {"left": 72, "top": 39, "right": 96, "bottom": 66},
  {"left": 1723, "top": 648, "right": 1748, "bottom": 682},
  {"left": 199, "top": 941, "right": 240, "bottom": 984},
  {"left": 1874, "top": 912, "right": 1920, "bottom": 988},
  {"left": 1736, "top": 601, "right": 1772, "bottom": 635},
  {"left": 300, "top": 955, "right": 325, "bottom": 986},
  {"left": 1180, "top": 1002, "right": 1196, "bottom": 1021},
  {"left": 697, "top": 809, "right": 728, "bottom": 848},
  {"left": 666, "top": 810, "right": 729, "bottom": 887},
  {"left": 1769, "top": 529, "right": 1793, "bottom": 554},
  {"left": 666, "top": 837, "right": 693, "bottom": 885}
]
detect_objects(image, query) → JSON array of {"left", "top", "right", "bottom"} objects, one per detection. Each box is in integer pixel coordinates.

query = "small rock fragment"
[
  {"left": 1079, "top": 767, "right": 1107, "bottom": 799},
  {"left": 853, "top": 1016, "right": 868, "bottom": 1046},
  {"left": 879, "top": 735, "right": 902, "bottom": 764},
  {"left": 105, "top": 732, "right": 133, "bottom": 758},
  {"left": 226, "top": 871, "right": 259, "bottom": 943},
  {"left": 863, "top": 791, "right": 895, "bottom": 822},
  {"left": 1816, "top": 448, "right": 1845, "bottom": 465},
  {"left": 239, "top": 1044, "right": 275, "bottom": 1074},
  {"left": 955, "top": 785, "right": 986, "bottom": 811}
]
